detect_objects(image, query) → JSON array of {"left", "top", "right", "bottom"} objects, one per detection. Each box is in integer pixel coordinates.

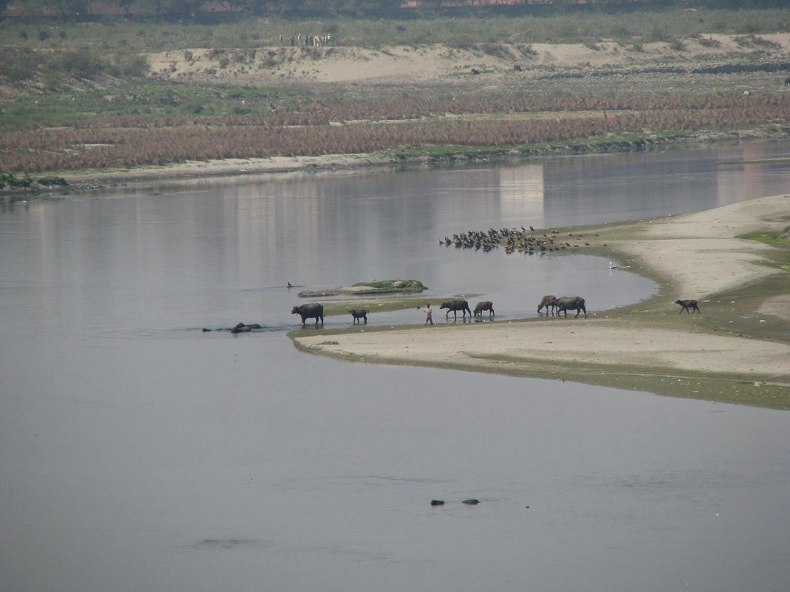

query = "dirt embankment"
[{"left": 147, "top": 34, "right": 790, "bottom": 86}]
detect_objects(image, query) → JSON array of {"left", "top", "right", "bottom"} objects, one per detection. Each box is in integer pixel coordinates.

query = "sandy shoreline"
[
  {"left": 51, "top": 153, "right": 395, "bottom": 188},
  {"left": 293, "top": 194, "right": 790, "bottom": 406},
  {"left": 297, "top": 319, "right": 790, "bottom": 377},
  {"left": 613, "top": 195, "right": 789, "bottom": 298}
]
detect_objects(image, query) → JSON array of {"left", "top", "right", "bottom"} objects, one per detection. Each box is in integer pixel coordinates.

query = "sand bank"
[
  {"left": 610, "top": 194, "right": 790, "bottom": 298},
  {"left": 55, "top": 153, "right": 393, "bottom": 187},
  {"left": 296, "top": 319, "right": 790, "bottom": 378},
  {"left": 293, "top": 194, "right": 790, "bottom": 404},
  {"left": 147, "top": 35, "right": 790, "bottom": 86}
]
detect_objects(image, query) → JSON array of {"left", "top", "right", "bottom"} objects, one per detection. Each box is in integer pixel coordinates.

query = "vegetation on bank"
[
  {"left": 8, "top": 0, "right": 785, "bottom": 22},
  {"left": 351, "top": 280, "right": 427, "bottom": 292},
  {"left": 2, "top": 6, "right": 790, "bottom": 179},
  {"left": 0, "top": 79, "right": 302, "bottom": 128},
  {"left": 0, "top": 7, "right": 790, "bottom": 56},
  {"left": 0, "top": 171, "right": 67, "bottom": 188},
  {"left": 0, "top": 45, "right": 149, "bottom": 85},
  {"left": 298, "top": 280, "right": 428, "bottom": 298},
  {"left": 3, "top": 94, "right": 788, "bottom": 173},
  {"left": 10, "top": 93, "right": 788, "bottom": 132},
  {"left": 740, "top": 227, "right": 790, "bottom": 271},
  {"left": 3, "top": 6, "right": 790, "bottom": 51}
]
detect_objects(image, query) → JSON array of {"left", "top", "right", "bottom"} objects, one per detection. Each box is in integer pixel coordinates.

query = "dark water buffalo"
[
  {"left": 675, "top": 299, "right": 700, "bottom": 314},
  {"left": 551, "top": 296, "right": 587, "bottom": 318},
  {"left": 291, "top": 303, "right": 324, "bottom": 326},
  {"left": 537, "top": 294, "right": 557, "bottom": 315},
  {"left": 349, "top": 309, "right": 368, "bottom": 324},
  {"left": 786, "top": 76, "right": 790, "bottom": 86},
  {"left": 474, "top": 301, "right": 495, "bottom": 318},
  {"left": 440, "top": 299, "right": 472, "bottom": 319}
]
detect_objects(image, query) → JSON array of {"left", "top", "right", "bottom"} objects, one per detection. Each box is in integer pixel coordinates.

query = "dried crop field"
[
  {"left": 3, "top": 95, "right": 789, "bottom": 173},
  {"left": 28, "top": 94, "right": 785, "bottom": 130}
]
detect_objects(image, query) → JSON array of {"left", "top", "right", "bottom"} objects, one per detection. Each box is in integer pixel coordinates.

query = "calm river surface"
[{"left": 2, "top": 141, "right": 789, "bottom": 592}]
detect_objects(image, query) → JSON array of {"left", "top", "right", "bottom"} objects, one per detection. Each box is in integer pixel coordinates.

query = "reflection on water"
[{"left": 1, "top": 141, "right": 790, "bottom": 592}]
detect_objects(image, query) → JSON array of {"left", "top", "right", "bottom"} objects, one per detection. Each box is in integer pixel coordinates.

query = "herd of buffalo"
[
  {"left": 292, "top": 295, "right": 699, "bottom": 327},
  {"left": 289, "top": 222, "right": 701, "bottom": 327},
  {"left": 289, "top": 294, "right": 591, "bottom": 327}
]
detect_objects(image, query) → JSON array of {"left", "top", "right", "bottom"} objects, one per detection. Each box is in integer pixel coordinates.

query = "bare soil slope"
[{"left": 147, "top": 34, "right": 790, "bottom": 86}]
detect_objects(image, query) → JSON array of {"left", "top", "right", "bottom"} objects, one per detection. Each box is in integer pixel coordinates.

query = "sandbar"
[{"left": 293, "top": 194, "right": 790, "bottom": 407}]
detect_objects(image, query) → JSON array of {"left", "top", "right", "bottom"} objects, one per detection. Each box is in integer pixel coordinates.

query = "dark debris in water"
[
  {"left": 431, "top": 499, "right": 483, "bottom": 506},
  {"left": 196, "top": 539, "right": 261, "bottom": 549}
]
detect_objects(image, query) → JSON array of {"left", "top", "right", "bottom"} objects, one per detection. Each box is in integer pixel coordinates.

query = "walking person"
[{"left": 423, "top": 303, "right": 433, "bottom": 326}]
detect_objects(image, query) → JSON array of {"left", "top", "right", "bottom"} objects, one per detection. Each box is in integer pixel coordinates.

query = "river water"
[{"left": 1, "top": 141, "right": 789, "bottom": 592}]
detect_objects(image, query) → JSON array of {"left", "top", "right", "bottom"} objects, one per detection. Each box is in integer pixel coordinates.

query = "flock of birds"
[{"left": 439, "top": 225, "right": 603, "bottom": 255}]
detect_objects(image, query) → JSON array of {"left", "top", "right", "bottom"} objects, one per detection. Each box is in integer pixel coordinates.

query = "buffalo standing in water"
[
  {"left": 440, "top": 299, "right": 472, "bottom": 320},
  {"left": 349, "top": 309, "right": 368, "bottom": 324},
  {"left": 291, "top": 303, "right": 324, "bottom": 327},
  {"left": 537, "top": 294, "right": 557, "bottom": 315},
  {"left": 473, "top": 301, "right": 495, "bottom": 318},
  {"left": 551, "top": 296, "right": 587, "bottom": 318}
]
